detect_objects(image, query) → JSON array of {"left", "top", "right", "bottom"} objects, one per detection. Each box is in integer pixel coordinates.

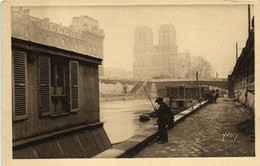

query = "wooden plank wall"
[
  {"left": 13, "top": 51, "right": 100, "bottom": 141},
  {"left": 13, "top": 127, "right": 112, "bottom": 158}
]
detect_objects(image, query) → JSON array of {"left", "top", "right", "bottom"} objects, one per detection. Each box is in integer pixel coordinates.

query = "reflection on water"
[{"left": 100, "top": 99, "right": 156, "bottom": 144}]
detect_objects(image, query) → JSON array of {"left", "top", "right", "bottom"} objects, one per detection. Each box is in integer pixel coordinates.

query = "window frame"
[
  {"left": 69, "top": 61, "right": 79, "bottom": 113},
  {"left": 38, "top": 55, "right": 80, "bottom": 117},
  {"left": 50, "top": 58, "right": 70, "bottom": 115},
  {"left": 12, "top": 51, "right": 28, "bottom": 121}
]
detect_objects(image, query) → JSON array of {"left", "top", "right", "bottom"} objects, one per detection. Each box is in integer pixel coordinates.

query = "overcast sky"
[{"left": 22, "top": 4, "right": 254, "bottom": 78}]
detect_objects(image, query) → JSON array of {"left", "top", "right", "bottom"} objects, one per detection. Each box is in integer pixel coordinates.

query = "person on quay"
[
  {"left": 209, "top": 90, "right": 214, "bottom": 103},
  {"left": 214, "top": 89, "right": 220, "bottom": 103},
  {"left": 154, "top": 97, "right": 173, "bottom": 144}
]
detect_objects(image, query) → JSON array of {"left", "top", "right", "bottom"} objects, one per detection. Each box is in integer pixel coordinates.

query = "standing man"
[
  {"left": 154, "top": 97, "right": 173, "bottom": 144},
  {"left": 214, "top": 89, "right": 220, "bottom": 103},
  {"left": 209, "top": 90, "right": 214, "bottom": 103}
]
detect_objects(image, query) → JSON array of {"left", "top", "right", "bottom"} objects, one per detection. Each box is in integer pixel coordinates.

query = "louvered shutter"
[
  {"left": 12, "top": 51, "right": 27, "bottom": 121},
  {"left": 39, "top": 55, "right": 51, "bottom": 117},
  {"left": 70, "top": 61, "right": 79, "bottom": 112}
]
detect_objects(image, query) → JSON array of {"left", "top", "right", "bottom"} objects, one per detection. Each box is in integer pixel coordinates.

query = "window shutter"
[
  {"left": 39, "top": 55, "right": 51, "bottom": 117},
  {"left": 70, "top": 61, "right": 79, "bottom": 112},
  {"left": 12, "top": 51, "right": 27, "bottom": 121}
]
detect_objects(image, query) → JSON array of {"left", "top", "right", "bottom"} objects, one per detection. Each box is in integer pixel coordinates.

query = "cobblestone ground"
[{"left": 134, "top": 98, "right": 255, "bottom": 157}]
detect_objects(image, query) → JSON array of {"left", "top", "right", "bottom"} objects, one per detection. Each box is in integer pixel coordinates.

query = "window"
[
  {"left": 12, "top": 51, "right": 27, "bottom": 121},
  {"left": 50, "top": 57, "right": 69, "bottom": 114},
  {"left": 170, "top": 88, "right": 178, "bottom": 99},
  {"left": 185, "top": 88, "right": 195, "bottom": 99},
  {"left": 39, "top": 55, "right": 79, "bottom": 117},
  {"left": 179, "top": 87, "right": 184, "bottom": 99}
]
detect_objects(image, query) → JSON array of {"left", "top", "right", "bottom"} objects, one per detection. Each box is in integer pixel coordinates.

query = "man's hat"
[{"left": 155, "top": 97, "right": 163, "bottom": 103}]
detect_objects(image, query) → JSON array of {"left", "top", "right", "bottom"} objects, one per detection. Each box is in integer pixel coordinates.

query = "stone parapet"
[{"left": 93, "top": 100, "right": 208, "bottom": 158}]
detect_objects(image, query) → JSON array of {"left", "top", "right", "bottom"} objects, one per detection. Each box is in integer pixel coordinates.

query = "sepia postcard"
[{"left": 1, "top": 0, "right": 260, "bottom": 166}]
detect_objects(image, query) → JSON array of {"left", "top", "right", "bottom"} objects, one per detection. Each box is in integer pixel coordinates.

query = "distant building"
[
  {"left": 11, "top": 8, "right": 111, "bottom": 158},
  {"left": 229, "top": 17, "right": 254, "bottom": 109},
  {"left": 12, "top": 7, "right": 105, "bottom": 75},
  {"left": 133, "top": 24, "right": 190, "bottom": 80}
]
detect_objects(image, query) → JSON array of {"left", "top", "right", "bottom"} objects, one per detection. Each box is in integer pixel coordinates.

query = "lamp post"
[
  {"left": 196, "top": 71, "right": 199, "bottom": 85},
  {"left": 196, "top": 70, "right": 201, "bottom": 104}
]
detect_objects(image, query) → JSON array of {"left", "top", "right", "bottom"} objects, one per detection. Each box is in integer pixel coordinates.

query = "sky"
[{"left": 21, "top": 4, "right": 254, "bottom": 78}]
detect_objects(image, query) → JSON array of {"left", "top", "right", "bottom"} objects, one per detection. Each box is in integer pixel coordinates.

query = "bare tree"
[{"left": 186, "top": 56, "right": 214, "bottom": 79}]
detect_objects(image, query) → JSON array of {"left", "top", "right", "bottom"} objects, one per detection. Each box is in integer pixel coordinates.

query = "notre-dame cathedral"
[{"left": 133, "top": 24, "right": 190, "bottom": 80}]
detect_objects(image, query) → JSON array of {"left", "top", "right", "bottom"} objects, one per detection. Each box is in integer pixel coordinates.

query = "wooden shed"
[
  {"left": 12, "top": 37, "right": 112, "bottom": 158},
  {"left": 165, "top": 85, "right": 205, "bottom": 109}
]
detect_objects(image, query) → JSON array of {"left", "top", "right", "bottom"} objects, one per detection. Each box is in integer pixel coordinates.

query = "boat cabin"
[{"left": 166, "top": 85, "right": 208, "bottom": 109}]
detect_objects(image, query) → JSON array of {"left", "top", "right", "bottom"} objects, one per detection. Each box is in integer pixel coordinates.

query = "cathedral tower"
[
  {"left": 134, "top": 26, "right": 153, "bottom": 47},
  {"left": 158, "top": 23, "right": 176, "bottom": 46}
]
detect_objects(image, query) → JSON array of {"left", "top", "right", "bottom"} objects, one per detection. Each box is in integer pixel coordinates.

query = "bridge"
[
  {"left": 99, "top": 77, "right": 229, "bottom": 90},
  {"left": 149, "top": 78, "right": 229, "bottom": 90},
  {"left": 99, "top": 76, "right": 140, "bottom": 84},
  {"left": 99, "top": 76, "right": 229, "bottom": 99}
]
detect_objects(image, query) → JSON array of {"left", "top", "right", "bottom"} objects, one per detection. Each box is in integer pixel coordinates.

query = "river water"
[{"left": 100, "top": 99, "right": 157, "bottom": 144}]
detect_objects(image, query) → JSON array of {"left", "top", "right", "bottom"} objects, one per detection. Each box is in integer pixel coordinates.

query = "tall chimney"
[{"left": 248, "top": 4, "right": 251, "bottom": 36}]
